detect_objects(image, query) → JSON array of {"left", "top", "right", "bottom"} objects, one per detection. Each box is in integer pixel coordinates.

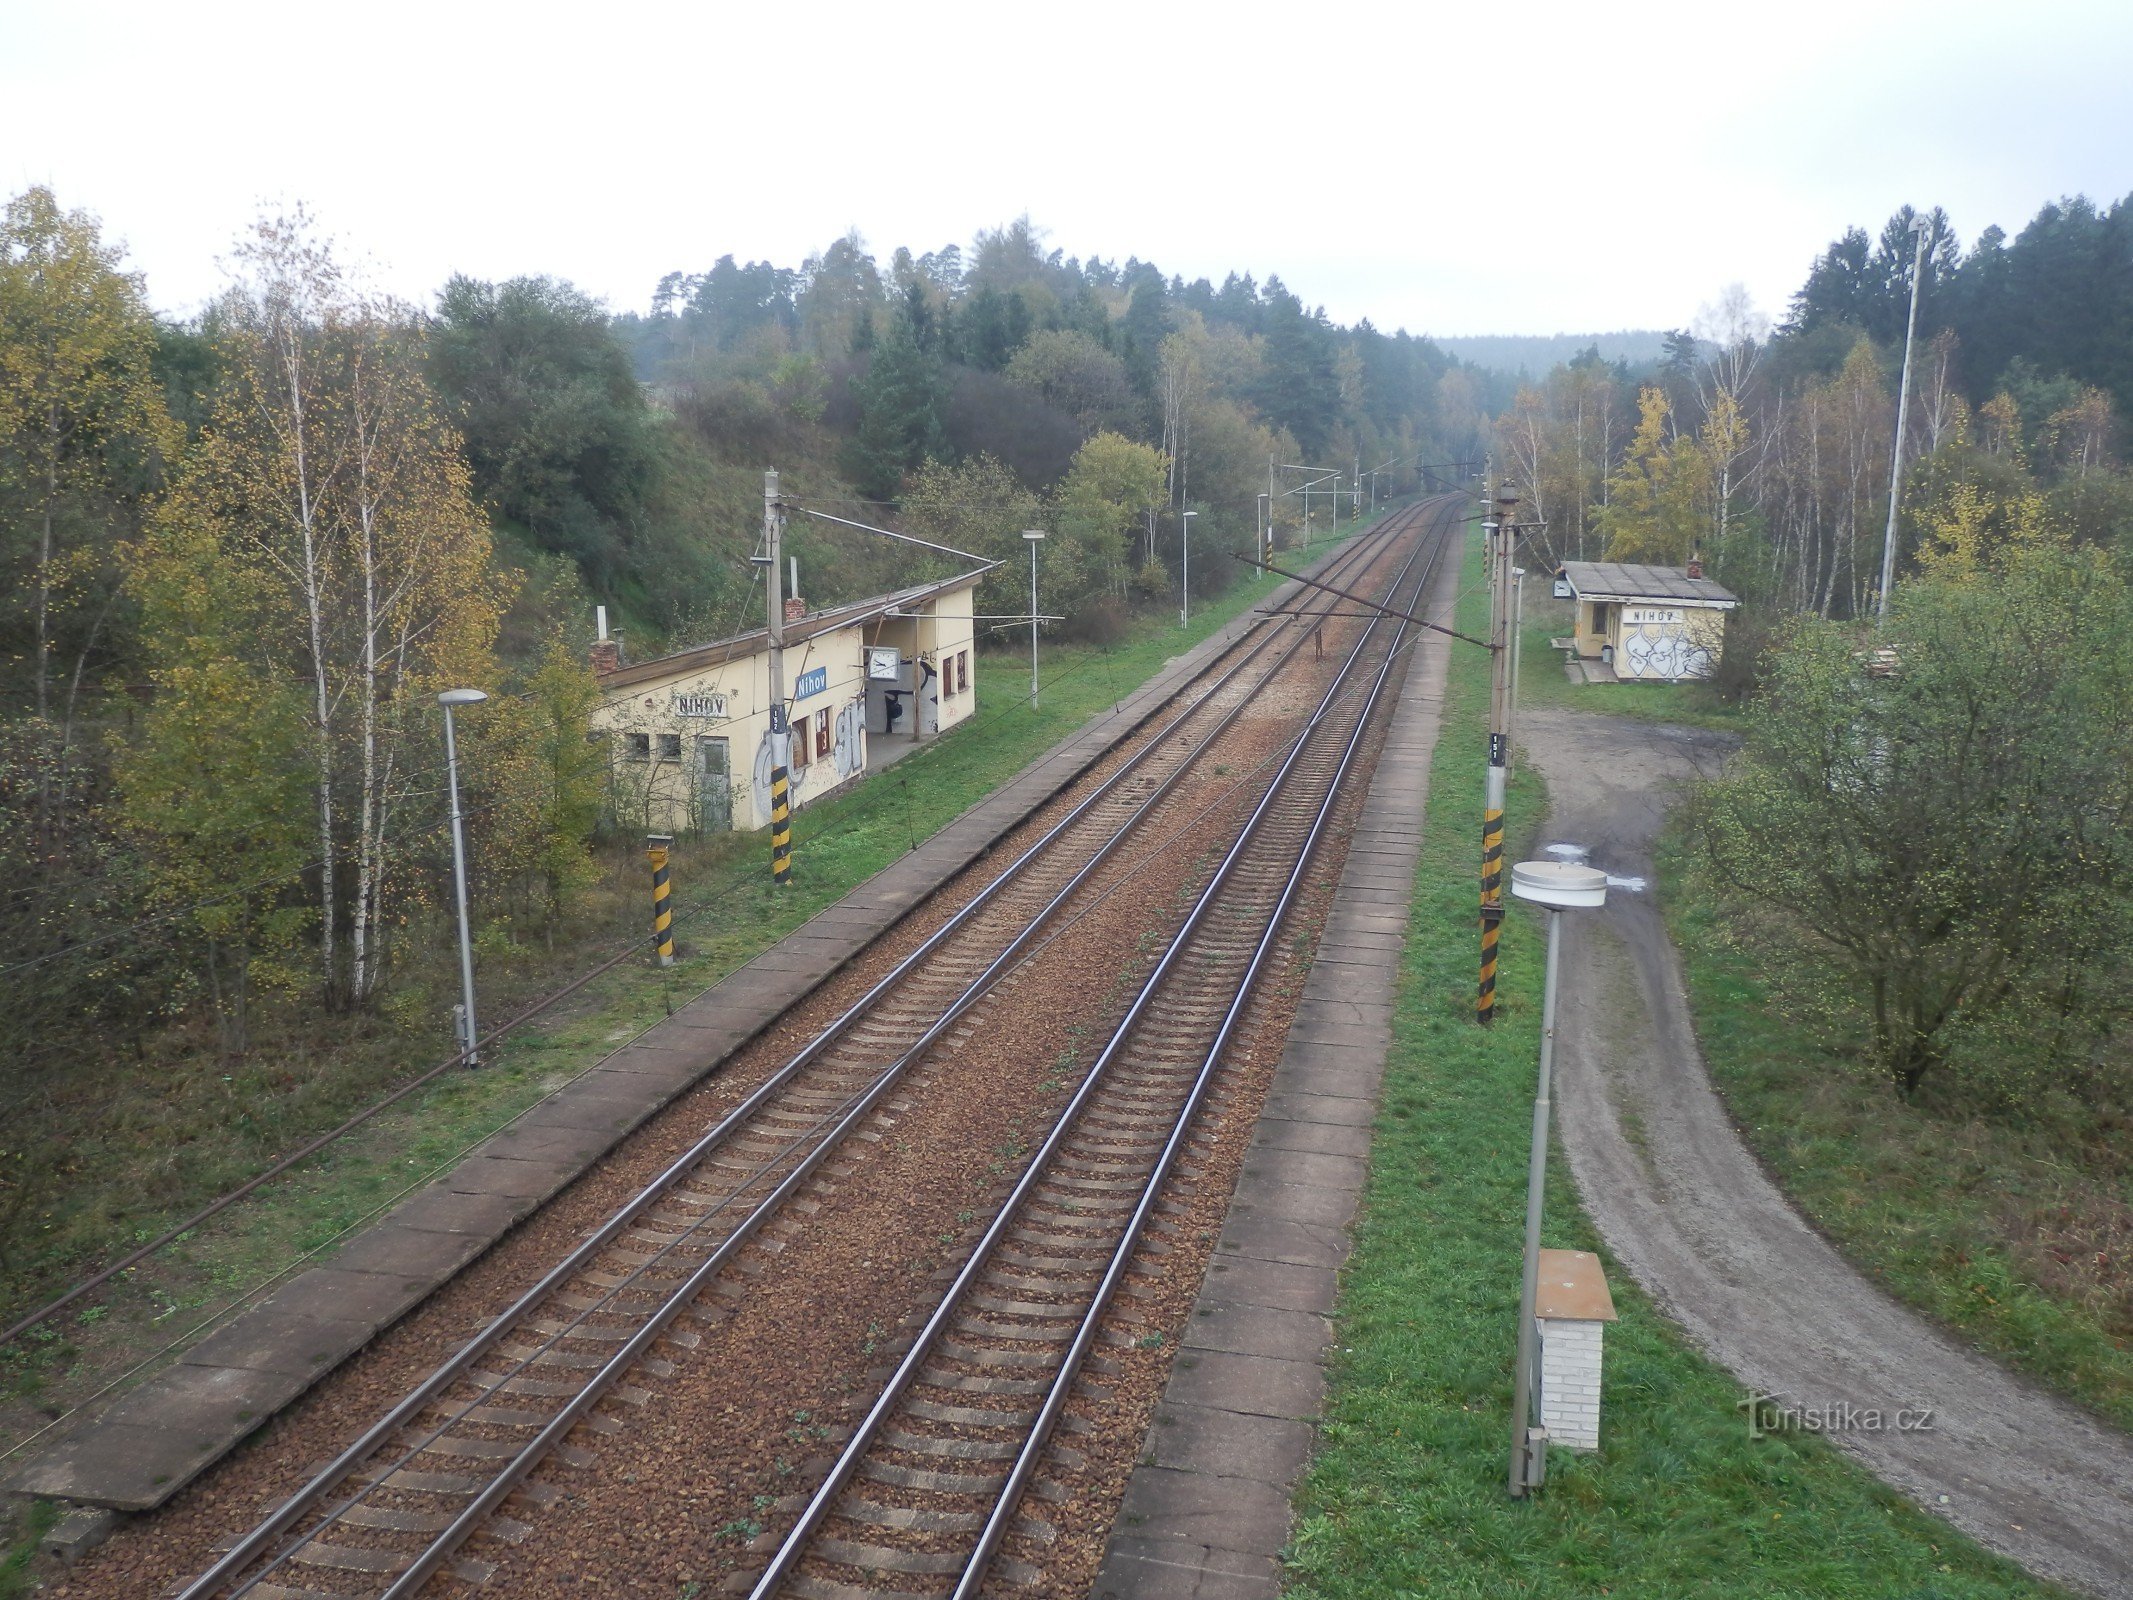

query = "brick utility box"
[{"left": 1535, "top": 1248, "right": 1617, "bottom": 1452}]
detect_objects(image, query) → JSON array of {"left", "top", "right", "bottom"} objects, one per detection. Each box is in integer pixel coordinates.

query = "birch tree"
[{"left": 142, "top": 212, "right": 506, "bottom": 1009}]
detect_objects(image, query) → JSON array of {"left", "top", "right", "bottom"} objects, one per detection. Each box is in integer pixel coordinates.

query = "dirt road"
[{"left": 1521, "top": 705, "right": 2133, "bottom": 1600}]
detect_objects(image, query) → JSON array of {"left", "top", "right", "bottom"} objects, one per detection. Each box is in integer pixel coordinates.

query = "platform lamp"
[
  {"left": 1179, "top": 509, "right": 1198, "bottom": 626},
  {"left": 438, "top": 688, "right": 489, "bottom": 1067},
  {"left": 1024, "top": 529, "right": 1046, "bottom": 711},
  {"left": 1505, "top": 856, "right": 1608, "bottom": 1495}
]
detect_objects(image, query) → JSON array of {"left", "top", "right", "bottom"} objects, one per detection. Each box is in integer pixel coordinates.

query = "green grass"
[
  {"left": 0, "top": 1501, "right": 55, "bottom": 1600},
  {"left": 0, "top": 508, "right": 1401, "bottom": 1444},
  {"left": 1285, "top": 528, "right": 2053, "bottom": 1599},
  {"left": 1515, "top": 589, "right": 1745, "bottom": 732},
  {"left": 1658, "top": 835, "right": 2133, "bottom": 1436}
]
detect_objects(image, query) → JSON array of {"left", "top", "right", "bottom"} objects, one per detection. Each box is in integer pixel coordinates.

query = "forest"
[
  {"left": 0, "top": 193, "right": 1485, "bottom": 1286},
  {"left": 1493, "top": 195, "right": 2133, "bottom": 639}
]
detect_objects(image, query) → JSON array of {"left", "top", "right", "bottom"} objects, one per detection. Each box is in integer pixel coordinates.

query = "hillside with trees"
[{"left": 0, "top": 192, "right": 1480, "bottom": 1308}]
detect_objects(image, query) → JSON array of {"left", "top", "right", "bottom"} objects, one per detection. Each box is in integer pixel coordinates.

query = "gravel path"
[{"left": 1521, "top": 705, "right": 2133, "bottom": 1600}]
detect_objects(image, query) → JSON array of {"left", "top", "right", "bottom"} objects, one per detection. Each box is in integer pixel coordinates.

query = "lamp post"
[
  {"left": 1179, "top": 509, "right": 1197, "bottom": 626},
  {"left": 1876, "top": 212, "right": 1935, "bottom": 621},
  {"left": 438, "top": 688, "right": 488, "bottom": 1067},
  {"left": 1506, "top": 857, "right": 1607, "bottom": 1496},
  {"left": 1023, "top": 529, "right": 1046, "bottom": 709},
  {"left": 1257, "top": 492, "right": 1271, "bottom": 577}
]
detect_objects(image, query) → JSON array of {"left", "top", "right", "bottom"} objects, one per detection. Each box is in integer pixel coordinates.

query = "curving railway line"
[{"left": 153, "top": 495, "right": 1458, "bottom": 1600}]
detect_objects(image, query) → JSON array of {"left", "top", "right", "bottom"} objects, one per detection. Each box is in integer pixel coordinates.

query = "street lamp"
[
  {"left": 1179, "top": 510, "right": 1198, "bottom": 626},
  {"left": 1023, "top": 529, "right": 1046, "bottom": 710},
  {"left": 1505, "top": 856, "right": 1608, "bottom": 1496},
  {"left": 437, "top": 688, "right": 488, "bottom": 1067},
  {"left": 1877, "top": 212, "right": 1935, "bottom": 620}
]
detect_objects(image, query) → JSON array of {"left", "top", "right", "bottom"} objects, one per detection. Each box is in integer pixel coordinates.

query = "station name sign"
[
  {"left": 794, "top": 665, "right": 829, "bottom": 700},
  {"left": 673, "top": 690, "right": 730, "bottom": 719},
  {"left": 1624, "top": 606, "right": 1685, "bottom": 626}
]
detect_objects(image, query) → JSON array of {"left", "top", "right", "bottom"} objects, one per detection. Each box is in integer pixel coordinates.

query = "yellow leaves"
[
  {"left": 1914, "top": 482, "right": 2061, "bottom": 586},
  {"left": 1599, "top": 386, "right": 1711, "bottom": 564}
]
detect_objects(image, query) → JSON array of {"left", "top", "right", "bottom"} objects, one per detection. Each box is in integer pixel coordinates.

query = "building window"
[
  {"left": 957, "top": 651, "right": 968, "bottom": 694},
  {"left": 627, "top": 732, "right": 651, "bottom": 761},
  {"left": 791, "top": 716, "right": 810, "bottom": 768},
  {"left": 816, "top": 707, "right": 831, "bottom": 758},
  {"left": 658, "top": 732, "right": 682, "bottom": 761}
]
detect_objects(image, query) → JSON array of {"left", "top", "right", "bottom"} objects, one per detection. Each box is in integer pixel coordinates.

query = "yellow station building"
[
  {"left": 590, "top": 573, "right": 983, "bottom": 835},
  {"left": 1558, "top": 560, "right": 1739, "bottom": 683}
]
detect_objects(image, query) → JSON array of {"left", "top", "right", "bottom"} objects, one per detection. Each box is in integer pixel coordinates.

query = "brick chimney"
[
  {"left": 1685, "top": 549, "right": 1704, "bottom": 580},
  {"left": 589, "top": 638, "right": 621, "bottom": 676},
  {"left": 784, "top": 596, "right": 806, "bottom": 624}
]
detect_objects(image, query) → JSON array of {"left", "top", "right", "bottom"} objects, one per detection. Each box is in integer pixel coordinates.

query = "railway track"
[
  {"left": 737, "top": 495, "right": 1458, "bottom": 1600},
  {"left": 167, "top": 503, "right": 1442, "bottom": 1600}
]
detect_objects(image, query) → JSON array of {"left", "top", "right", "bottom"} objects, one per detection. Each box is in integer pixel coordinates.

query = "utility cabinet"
[{"left": 1534, "top": 1249, "right": 1617, "bottom": 1452}]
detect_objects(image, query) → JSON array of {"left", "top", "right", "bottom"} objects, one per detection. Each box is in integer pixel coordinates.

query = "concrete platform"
[
  {"left": 1092, "top": 518, "right": 1458, "bottom": 1599},
  {"left": 11, "top": 534, "right": 1385, "bottom": 1516}
]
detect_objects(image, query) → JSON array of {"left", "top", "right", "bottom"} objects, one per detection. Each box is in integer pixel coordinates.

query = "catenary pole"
[
  {"left": 1876, "top": 214, "right": 1935, "bottom": 620},
  {"left": 1477, "top": 487, "right": 1518, "bottom": 1025},
  {"left": 764, "top": 469, "right": 792, "bottom": 885}
]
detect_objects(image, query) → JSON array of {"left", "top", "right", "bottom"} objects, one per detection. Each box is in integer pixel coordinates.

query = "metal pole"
[
  {"left": 1508, "top": 904, "right": 1565, "bottom": 1496},
  {"left": 1478, "top": 491, "right": 1517, "bottom": 1025},
  {"left": 765, "top": 469, "right": 792, "bottom": 885},
  {"left": 1179, "top": 510, "right": 1194, "bottom": 626},
  {"left": 1876, "top": 217, "right": 1934, "bottom": 621},
  {"left": 1507, "top": 568, "right": 1526, "bottom": 779},
  {"left": 440, "top": 700, "right": 481, "bottom": 1066},
  {"left": 1029, "top": 536, "right": 1042, "bottom": 709}
]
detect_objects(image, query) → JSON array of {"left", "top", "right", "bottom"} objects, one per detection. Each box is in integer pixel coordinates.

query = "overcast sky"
[{"left": 6, "top": 0, "right": 2130, "bottom": 339}]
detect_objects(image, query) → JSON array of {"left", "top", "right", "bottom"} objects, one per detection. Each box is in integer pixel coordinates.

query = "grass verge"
[
  {"left": 1284, "top": 529, "right": 2052, "bottom": 1598},
  {"left": 0, "top": 511, "right": 1397, "bottom": 1448}
]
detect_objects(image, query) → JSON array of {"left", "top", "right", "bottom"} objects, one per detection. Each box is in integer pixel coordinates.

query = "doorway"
[{"left": 694, "top": 736, "right": 732, "bottom": 832}]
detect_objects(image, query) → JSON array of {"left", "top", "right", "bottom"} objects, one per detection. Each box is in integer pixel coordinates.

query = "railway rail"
[
  {"left": 165, "top": 501, "right": 1443, "bottom": 1600},
  {"left": 741, "top": 494, "right": 1457, "bottom": 1600}
]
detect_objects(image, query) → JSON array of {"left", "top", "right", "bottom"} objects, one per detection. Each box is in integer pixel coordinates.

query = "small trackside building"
[
  {"left": 1560, "top": 560, "right": 1739, "bottom": 682},
  {"left": 589, "top": 572, "right": 983, "bottom": 837}
]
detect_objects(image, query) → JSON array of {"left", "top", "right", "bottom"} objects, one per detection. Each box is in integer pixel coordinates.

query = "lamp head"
[
  {"left": 438, "top": 689, "right": 489, "bottom": 707},
  {"left": 1023, "top": 529, "right": 1046, "bottom": 541},
  {"left": 1511, "top": 859, "right": 1607, "bottom": 910}
]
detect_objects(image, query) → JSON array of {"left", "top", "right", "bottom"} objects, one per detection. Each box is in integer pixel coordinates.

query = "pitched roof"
[
  {"left": 1561, "top": 561, "right": 1738, "bottom": 607},
  {"left": 596, "top": 568, "right": 989, "bottom": 690}
]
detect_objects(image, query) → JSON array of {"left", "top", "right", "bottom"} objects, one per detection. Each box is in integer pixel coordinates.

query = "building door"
[{"left": 694, "top": 736, "right": 732, "bottom": 832}]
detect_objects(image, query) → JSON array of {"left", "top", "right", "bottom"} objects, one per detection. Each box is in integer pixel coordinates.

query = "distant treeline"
[{"left": 1433, "top": 330, "right": 1674, "bottom": 377}]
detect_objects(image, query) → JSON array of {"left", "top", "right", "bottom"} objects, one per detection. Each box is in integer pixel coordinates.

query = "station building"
[
  {"left": 590, "top": 572, "right": 983, "bottom": 836},
  {"left": 1556, "top": 559, "right": 1739, "bottom": 683}
]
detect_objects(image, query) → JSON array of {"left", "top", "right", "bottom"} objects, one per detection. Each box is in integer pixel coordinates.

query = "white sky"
[{"left": 5, "top": 0, "right": 2130, "bottom": 338}]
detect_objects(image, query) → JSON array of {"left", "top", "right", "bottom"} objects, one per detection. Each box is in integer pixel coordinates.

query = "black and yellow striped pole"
[
  {"left": 647, "top": 834, "right": 676, "bottom": 966},
  {"left": 1478, "top": 489, "right": 1519, "bottom": 1025},
  {"left": 769, "top": 710, "right": 793, "bottom": 885},
  {"left": 764, "top": 468, "right": 795, "bottom": 887}
]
